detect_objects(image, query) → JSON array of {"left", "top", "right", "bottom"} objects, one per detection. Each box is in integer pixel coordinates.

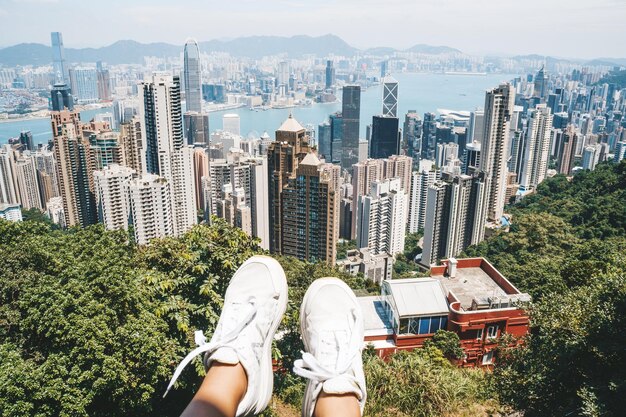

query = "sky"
[{"left": 1, "top": 0, "right": 625, "bottom": 59}]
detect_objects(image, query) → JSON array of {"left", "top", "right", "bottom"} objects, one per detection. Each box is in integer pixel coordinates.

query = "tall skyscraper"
[
  {"left": 341, "top": 85, "right": 361, "bottom": 169},
  {"left": 318, "top": 121, "right": 331, "bottom": 160},
  {"left": 14, "top": 152, "right": 43, "bottom": 210},
  {"left": 51, "top": 32, "right": 69, "bottom": 84},
  {"left": 170, "top": 146, "right": 197, "bottom": 237},
  {"left": 281, "top": 153, "right": 340, "bottom": 264},
  {"left": 557, "top": 126, "right": 578, "bottom": 175},
  {"left": 351, "top": 159, "right": 384, "bottom": 239},
  {"left": 407, "top": 159, "right": 437, "bottom": 233},
  {"left": 325, "top": 60, "right": 335, "bottom": 90},
  {"left": 93, "top": 164, "right": 135, "bottom": 231},
  {"left": 467, "top": 110, "right": 485, "bottom": 144},
  {"left": 128, "top": 174, "right": 174, "bottom": 245},
  {"left": 50, "top": 83, "right": 74, "bottom": 112},
  {"left": 421, "top": 172, "right": 489, "bottom": 267},
  {"left": 329, "top": 112, "right": 343, "bottom": 164},
  {"left": 382, "top": 75, "right": 398, "bottom": 118},
  {"left": 370, "top": 115, "right": 400, "bottom": 159},
  {"left": 0, "top": 145, "right": 19, "bottom": 205},
  {"left": 533, "top": 67, "right": 548, "bottom": 100},
  {"left": 479, "top": 83, "right": 515, "bottom": 222},
  {"left": 267, "top": 115, "right": 314, "bottom": 255},
  {"left": 184, "top": 112, "right": 210, "bottom": 145},
  {"left": 356, "top": 178, "right": 408, "bottom": 256},
  {"left": 97, "top": 69, "right": 111, "bottom": 101},
  {"left": 421, "top": 112, "right": 437, "bottom": 160},
  {"left": 139, "top": 73, "right": 183, "bottom": 176},
  {"left": 119, "top": 116, "right": 145, "bottom": 174},
  {"left": 183, "top": 39, "right": 202, "bottom": 113},
  {"left": 403, "top": 111, "right": 422, "bottom": 158},
  {"left": 519, "top": 105, "right": 553, "bottom": 192}
]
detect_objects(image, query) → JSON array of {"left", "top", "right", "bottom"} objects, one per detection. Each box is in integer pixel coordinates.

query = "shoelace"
[
  {"left": 163, "top": 297, "right": 257, "bottom": 397},
  {"left": 293, "top": 310, "right": 361, "bottom": 388}
]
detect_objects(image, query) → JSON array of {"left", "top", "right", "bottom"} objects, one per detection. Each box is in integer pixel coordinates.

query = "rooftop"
[
  {"left": 277, "top": 114, "right": 304, "bottom": 132},
  {"left": 383, "top": 278, "right": 449, "bottom": 317},
  {"left": 357, "top": 296, "right": 393, "bottom": 337},
  {"left": 430, "top": 258, "right": 530, "bottom": 311}
]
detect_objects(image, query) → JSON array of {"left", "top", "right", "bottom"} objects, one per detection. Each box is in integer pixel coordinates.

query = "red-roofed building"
[{"left": 358, "top": 257, "right": 531, "bottom": 367}]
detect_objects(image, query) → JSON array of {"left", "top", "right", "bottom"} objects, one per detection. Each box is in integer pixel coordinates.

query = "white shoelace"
[
  {"left": 293, "top": 310, "right": 361, "bottom": 388},
  {"left": 163, "top": 297, "right": 257, "bottom": 397}
]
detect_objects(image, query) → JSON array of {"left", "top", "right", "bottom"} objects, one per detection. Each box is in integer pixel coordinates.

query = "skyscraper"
[
  {"left": 69, "top": 68, "right": 99, "bottom": 103},
  {"left": 407, "top": 159, "right": 437, "bottom": 233},
  {"left": 50, "top": 83, "right": 74, "bottom": 112},
  {"left": 356, "top": 178, "right": 408, "bottom": 256},
  {"left": 139, "top": 73, "right": 183, "bottom": 176},
  {"left": 479, "top": 83, "right": 515, "bottom": 222},
  {"left": 370, "top": 115, "right": 400, "bottom": 159},
  {"left": 51, "top": 32, "right": 69, "bottom": 84},
  {"left": 325, "top": 60, "right": 335, "bottom": 90},
  {"left": 170, "top": 146, "right": 197, "bottom": 237},
  {"left": 341, "top": 85, "right": 361, "bottom": 169},
  {"left": 184, "top": 112, "right": 210, "bottom": 145},
  {"left": 467, "top": 110, "right": 485, "bottom": 144},
  {"left": 317, "top": 121, "right": 332, "bottom": 160},
  {"left": 0, "top": 145, "right": 19, "bottom": 205},
  {"left": 14, "top": 152, "right": 43, "bottom": 210},
  {"left": 382, "top": 75, "right": 398, "bottom": 118},
  {"left": 519, "top": 105, "right": 553, "bottom": 192},
  {"left": 533, "top": 67, "right": 548, "bottom": 100},
  {"left": 557, "top": 126, "right": 578, "bottom": 175},
  {"left": 281, "top": 153, "right": 340, "bottom": 264},
  {"left": 183, "top": 39, "right": 202, "bottom": 113},
  {"left": 93, "top": 164, "right": 135, "bottom": 231},
  {"left": 329, "top": 112, "right": 343, "bottom": 164},
  {"left": 420, "top": 172, "right": 489, "bottom": 267},
  {"left": 128, "top": 174, "right": 174, "bottom": 245}
]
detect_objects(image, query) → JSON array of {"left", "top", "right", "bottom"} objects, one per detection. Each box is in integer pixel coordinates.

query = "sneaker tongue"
[
  {"left": 210, "top": 346, "right": 239, "bottom": 365},
  {"left": 322, "top": 375, "right": 362, "bottom": 399}
]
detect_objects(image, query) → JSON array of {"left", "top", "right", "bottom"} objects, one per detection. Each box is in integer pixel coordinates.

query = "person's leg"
[
  {"left": 164, "top": 256, "right": 288, "bottom": 417},
  {"left": 180, "top": 363, "right": 247, "bottom": 417},
  {"left": 294, "top": 277, "right": 367, "bottom": 417},
  {"left": 314, "top": 392, "right": 360, "bottom": 417}
]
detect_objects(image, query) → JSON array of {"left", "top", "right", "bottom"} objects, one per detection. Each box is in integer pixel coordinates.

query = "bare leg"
[
  {"left": 180, "top": 363, "right": 247, "bottom": 417},
  {"left": 314, "top": 392, "right": 361, "bottom": 417}
]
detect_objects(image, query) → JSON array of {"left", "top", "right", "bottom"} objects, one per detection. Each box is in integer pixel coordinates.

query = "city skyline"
[{"left": 0, "top": 0, "right": 625, "bottom": 59}]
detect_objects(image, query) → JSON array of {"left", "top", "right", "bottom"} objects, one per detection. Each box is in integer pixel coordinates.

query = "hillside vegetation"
[{"left": 1, "top": 160, "right": 625, "bottom": 416}]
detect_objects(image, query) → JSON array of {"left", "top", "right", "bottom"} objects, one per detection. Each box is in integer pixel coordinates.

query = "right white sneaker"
[
  {"left": 164, "top": 255, "right": 288, "bottom": 416},
  {"left": 294, "top": 278, "right": 367, "bottom": 417}
]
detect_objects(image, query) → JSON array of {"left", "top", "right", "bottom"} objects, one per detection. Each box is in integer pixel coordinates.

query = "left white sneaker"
[{"left": 164, "top": 255, "right": 288, "bottom": 416}]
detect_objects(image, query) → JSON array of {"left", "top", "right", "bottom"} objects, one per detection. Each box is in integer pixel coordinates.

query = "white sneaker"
[
  {"left": 164, "top": 255, "right": 288, "bottom": 416},
  {"left": 294, "top": 278, "right": 367, "bottom": 417}
]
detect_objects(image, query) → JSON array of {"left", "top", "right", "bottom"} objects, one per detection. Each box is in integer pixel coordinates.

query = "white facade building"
[
  {"left": 519, "top": 105, "right": 553, "bottom": 192},
  {"left": 407, "top": 159, "right": 437, "bottom": 233},
  {"left": 93, "top": 164, "right": 135, "bottom": 231},
  {"left": 356, "top": 178, "right": 408, "bottom": 256},
  {"left": 128, "top": 174, "right": 174, "bottom": 245},
  {"left": 170, "top": 146, "right": 197, "bottom": 237}
]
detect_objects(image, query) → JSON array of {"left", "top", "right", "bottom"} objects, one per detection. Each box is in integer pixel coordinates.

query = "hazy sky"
[{"left": 1, "top": 0, "right": 625, "bottom": 59}]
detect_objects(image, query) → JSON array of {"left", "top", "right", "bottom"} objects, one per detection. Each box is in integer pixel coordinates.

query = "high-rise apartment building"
[
  {"left": 128, "top": 174, "right": 174, "bottom": 245},
  {"left": 467, "top": 110, "right": 485, "bottom": 144},
  {"left": 407, "top": 159, "right": 437, "bottom": 233},
  {"left": 119, "top": 116, "right": 145, "bottom": 174},
  {"left": 557, "top": 126, "right": 578, "bottom": 175},
  {"left": 97, "top": 69, "right": 111, "bottom": 101},
  {"left": 421, "top": 172, "right": 489, "bottom": 267},
  {"left": 382, "top": 75, "right": 398, "bottom": 118},
  {"left": 87, "top": 131, "right": 124, "bottom": 171},
  {"left": 268, "top": 115, "right": 313, "bottom": 254},
  {"left": 93, "top": 164, "right": 135, "bottom": 231},
  {"left": 0, "top": 145, "right": 19, "bottom": 205},
  {"left": 519, "top": 105, "right": 553, "bottom": 192},
  {"left": 207, "top": 156, "right": 270, "bottom": 249},
  {"left": 14, "top": 152, "right": 43, "bottom": 210},
  {"left": 139, "top": 73, "right": 183, "bottom": 176},
  {"left": 51, "top": 32, "right": 69, "bottom": 84},
  {"left": 479, "top": 83, "right": 515, "bottom": 222},
  {"left": 341, "top": 85, "right": 361, "bottom": 169},
  {"left": 280, "top": 153, "right": 340, "bottom": 264},
  {"left": 318, "top": 121, "right": 331, "bottom": 160},
  {"left": 183, "top": 39, "right": 202, "bottom": 113},
  {"left": 356, "top": 178, "right": 408, "bottom": 256},
  {"left": 170, "top": 146, "right": 197, "bottom": 237}
]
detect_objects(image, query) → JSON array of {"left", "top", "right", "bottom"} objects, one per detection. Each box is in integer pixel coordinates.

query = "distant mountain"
[
  {"left": 405, "top": 44, "right": 461, "bottom": 54},
  {"left": 364, "top": 47, "right": 397, "bottom": 56},
  {"left": 0, "top": 35, "right": 358, "bottom": 66},
  {"left": 199, "top": 34, "right": 358, "bottom": 58}
]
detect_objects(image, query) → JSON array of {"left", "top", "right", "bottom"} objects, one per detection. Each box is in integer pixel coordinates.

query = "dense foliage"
[
  {"left": 465, "top": 161, "right": 626, "bottom": 416},
  {"left": 1, "top": 161, "right": 624, "bottom": 416}
]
